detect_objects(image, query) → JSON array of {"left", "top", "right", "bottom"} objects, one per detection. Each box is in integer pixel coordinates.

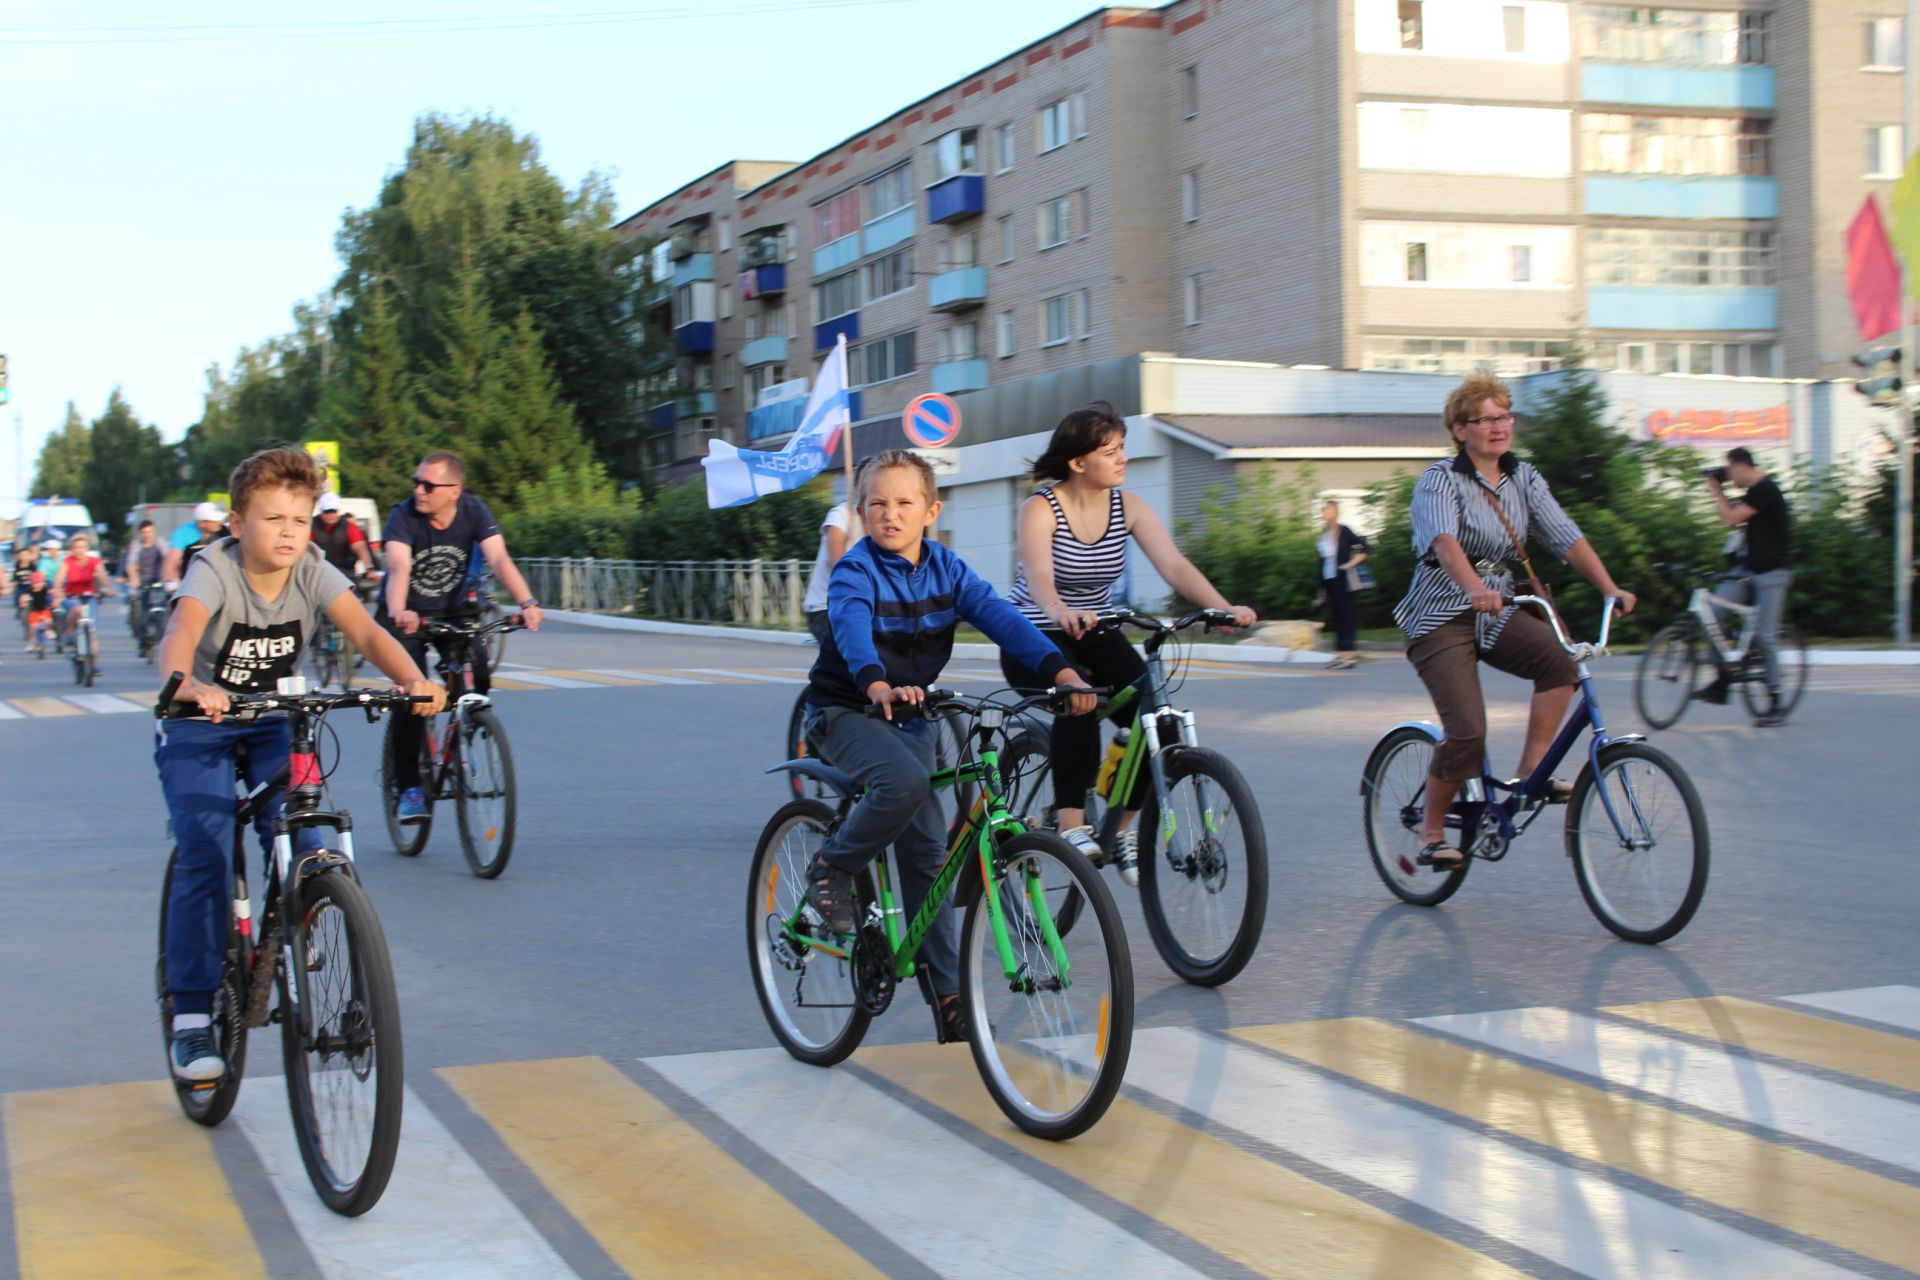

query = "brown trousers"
[{"left": 1406, "top": 611, "right": 1579, "bottom": 781}]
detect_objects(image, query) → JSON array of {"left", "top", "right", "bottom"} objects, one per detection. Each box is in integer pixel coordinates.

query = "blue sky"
[{"left": 0, "top": 0, "right": 1108, "bottom": 510}]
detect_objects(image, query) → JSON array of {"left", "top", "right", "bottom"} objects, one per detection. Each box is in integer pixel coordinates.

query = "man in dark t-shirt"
[
  {"left": 1704, "top": 446, "right": 1793, "bottom": 723},
  {"left": 380, "top": 450, "right": 545, "bottom": 820}
]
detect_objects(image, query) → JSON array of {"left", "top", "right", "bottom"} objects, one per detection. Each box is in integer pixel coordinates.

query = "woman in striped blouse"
[
  {"left": 1003, "top": 403, "right": 1256, "bottom": 885},
  {"left": 1396, "top": 372, "right": 1636, "bottom": 869}
]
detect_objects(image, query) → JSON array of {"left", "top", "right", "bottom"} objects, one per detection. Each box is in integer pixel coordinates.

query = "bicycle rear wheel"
[
  {"left": 156, "top": 850, "right": 248, "bottom": 1126},
  {"left": 1738, "top": 623, "right": 1808, "bottom": 722},
  {"left": 1635, "top": 623, "right": 1701, "bottom": 730},
  {"left": 1361, "top": 727, "right": 1469, "bottom": 906},
  {"left": 455, "top": 708, "right": 516, "bottom": 878},
  {"left": 281, "top": 871, "right": 404, "bottom": 1216},
  {"left": 784, "top": 689, "right": 830, "bottom": 801},
  {"left": 1567, "top": 742, "right": 1710, "bottom": 944},
  {"left": 381, "top": 715, "right": 434, "bottom": 857},
  {"left": 1137, "top": 747, "right": 1268, "bottom": 986},
  {"left": 961, "top": 831, "right": 1132, "bottom": 1141},
  {"left": 746, "top": 800, "right": 871, "bottom": 1065}
]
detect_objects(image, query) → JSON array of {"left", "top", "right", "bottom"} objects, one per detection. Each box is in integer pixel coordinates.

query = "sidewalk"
[{"left": 543, "top": 610, "right": 1920, "bottom": 667}]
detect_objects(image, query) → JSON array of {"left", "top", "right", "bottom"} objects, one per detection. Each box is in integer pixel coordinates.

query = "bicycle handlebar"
[
  {"left": 421, "top": 613, "right": 526, "bottom": 640},
  {"left": 1089, "top": 605, "right": 1239, "bottom": 635},
  {"left": 861, "top": 684, "right": 1115, "bottom": 722},
  {"left": 1505, "top": 594, "right": 1618, "bottom": 660},
  {"left": 157, "top": 670, "right": 432, "bottom": 720}
]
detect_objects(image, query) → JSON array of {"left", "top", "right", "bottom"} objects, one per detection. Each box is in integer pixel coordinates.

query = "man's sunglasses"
[{"left": 412, "top": 477, "right": 459, "bottom": 492}]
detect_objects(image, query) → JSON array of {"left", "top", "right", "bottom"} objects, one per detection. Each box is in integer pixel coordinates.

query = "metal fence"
[{"left": 519, "top": 558, "right": 811, "bottom": 629}]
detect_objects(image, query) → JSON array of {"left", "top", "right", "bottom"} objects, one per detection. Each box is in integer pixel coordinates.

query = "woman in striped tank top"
[{"left": 1003, "top": 403, "right": 1256, "bottom": 886}]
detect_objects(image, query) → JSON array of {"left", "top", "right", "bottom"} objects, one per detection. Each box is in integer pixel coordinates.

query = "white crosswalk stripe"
[{"left": 63, "top": 693, "right": 145, "bottom": 714}]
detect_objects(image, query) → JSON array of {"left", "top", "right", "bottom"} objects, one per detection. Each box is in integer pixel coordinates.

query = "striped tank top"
[{"left": 1007, "top": 487, "right": 1128, "bottom": 628}]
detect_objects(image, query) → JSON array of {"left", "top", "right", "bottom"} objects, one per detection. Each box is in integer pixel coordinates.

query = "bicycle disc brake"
[{"left": 851, "top": 923, "right": 896, "bottom": 1016}]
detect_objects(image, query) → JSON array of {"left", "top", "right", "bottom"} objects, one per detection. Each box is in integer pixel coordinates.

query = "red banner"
[{"left": 1847, "top": 196, "right": 1903, "bottom": 341}]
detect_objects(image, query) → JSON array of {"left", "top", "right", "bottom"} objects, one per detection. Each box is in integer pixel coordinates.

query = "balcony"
[
  {"left": 931, "top": 359, "right": 989, "bottom": 395},
  {"left": 740, "top": 263, "right": 786, "bottom": 300},
  {"left": 815, "top": 311, "right": 860, "bottom": 352},
  {"left": 747, "top": 397, "right": 805, "bottom": 442},
  {"left": 742, "top": 335, "right": 790, "bottom": 367},
  {"left": 677, "top": 389, "right": 717, "bottom": 418},
  {"left": 1581, "top": 64, "right": 1773, "bottom": 111},
  {"left": 673, "top": 253, "right": 716, "bottom": 287},
  {"left": 674, "top": 320, "right": 715, "bottom": 354},
  {"left": 927, "top": 174, "right": 986, "bottom": 224},
  {"left": 928, "top": 266, "right": 988, "bottom": 312},
  {"left": 863, "top": 206, "right": 914, "bottom": 256},
  {"left": 814, "top": 234, "right": 860, "bottom": 278},
  {"left": 646, "top": 400, "right": 677, "bottom": 431},
  {"left": 1587, "top": 286, "right": 1778, "bottom": 331},
  {"left": 1584, "top": 175, "right": 1777, "bottom": 220}
]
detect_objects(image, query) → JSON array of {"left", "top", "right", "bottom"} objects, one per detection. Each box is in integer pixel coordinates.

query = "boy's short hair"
[
  {"left": 1726, "top": 447, "right": 1756, "bottom": 467},
  {"left": 229, "top": 447, "right": 327, "bottom": 514},
  {"left": 138, "top": 519, "right": 155, "bottom": 530},
  {"left": 856, "top": 449, "right": 938, "bottom": 506}
]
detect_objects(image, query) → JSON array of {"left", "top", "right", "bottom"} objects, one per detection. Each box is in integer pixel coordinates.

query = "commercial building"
[{"left": 615, "top": 0, "right": 1896, "bottom": 477}]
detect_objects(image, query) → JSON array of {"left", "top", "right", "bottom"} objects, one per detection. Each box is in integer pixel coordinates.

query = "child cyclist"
[
  {"left": 803, "top": 450, "right": 1096, "bottom": 1042},
  {"left": 155, "top": 447, "right": 445, "bottom": 1082}
]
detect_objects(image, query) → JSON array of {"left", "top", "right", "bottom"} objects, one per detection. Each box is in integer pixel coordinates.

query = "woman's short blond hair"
[{"left": 1442, "top": 372, "right": 1513, "bottom": 446}]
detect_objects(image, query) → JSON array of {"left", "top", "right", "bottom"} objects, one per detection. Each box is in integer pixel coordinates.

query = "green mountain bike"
[{"left": 749, "top": 687, "right": 1134, "bottom": 1142}]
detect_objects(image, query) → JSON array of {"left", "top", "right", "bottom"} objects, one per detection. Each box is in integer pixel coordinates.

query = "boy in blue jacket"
[{"left": 805, "top": 450, "right": 1094, "bottom": 1041}]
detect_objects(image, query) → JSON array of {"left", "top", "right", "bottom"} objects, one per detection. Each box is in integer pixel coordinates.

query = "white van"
[{"left": 19, "top": 498, "right": 97, "bottom": 549}]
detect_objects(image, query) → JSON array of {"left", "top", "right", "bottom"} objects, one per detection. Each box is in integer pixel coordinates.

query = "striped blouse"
[
  {"left": 1007, "top": 486, "right": 1128, "bottom": 628},
  {"left": 1394, "top": 452, "right": 1584, "bottom": 649}
]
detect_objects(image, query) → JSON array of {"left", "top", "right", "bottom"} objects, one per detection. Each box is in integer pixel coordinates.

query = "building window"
[
  {"left": 1361, "top": 101, "right": 1571, "bottom": 176},
  {"left": 998, "top": 214, "right": 1015, "bottom": 263},
  {"left": 1867, "top": 17, "right": 1905, "bottom": 68},
  {"left": 856, "top": 331, "right": 916, "bottom": 385},
  {"left": 743, "top": 228, "right": 787, "bottom": 267},
  {"left": 1739, "top": 11, "right": 1771, "bottom": 65},
  {"left": 941, "top": 320, "right": 980, "bottom": 361},
  {"left": 1043, "top": 295, "right": 1073, "bottom": 346},
  {"left": 1582, "top": 112, "right": 1773, "bottom": 177},
  {"left": 943, "top": 230, "right": 978, "bottom": 270},
  {"left": 1405, "top": 241, "right": 1428, "bottom": 283},
  {"left": 865, "top": 246, "right": 914, "bottom": 300},
  {"left": 1183, "top": 169, "right": 1200, "bottom": 223},
  {"left": 1076, "top": 288, "right": 1092, "bottom": 339},
  {"left": 1183, "top": 274, "right": 1202, "bottom": 326},
  {"left": 813, "top": 271, "right": 859, "bottom": 323},
  {"left": 996, "top": 309, "right": 1015, "bottom": 358},
  {"left": 813, "top": 190, "right": 860, "bottom": 247},
  {"left": 1182, "top": 65, "right": 1198, "bottom": 118},
  {"left": 1869, "top": 125, "right": 1906, "bottom": 177},
  {"left": 718, "top": 216, "right": 732, "bottom": 252},
  {"left": 929, "top": 128, "right": 979, "bottom": 182},
  {"left": 1584, "top": 7, "right": 1770, "bottom": 66},
  {"left": 1510, "top": 245, "right": 1534, "bottom": 283},
  {"left": 1039, "top": 196, "right": 1073, "bottom": 249},
  {"left": 1502, "top": 4, "right": 1526, "bottom": 54},
  {"left": 1585, "top": 227, "right": 1777, "bottom": 287},
  {"left": 1399, "top": 0, "right": 1423, "bottom": 50},
  {"left": 1361, "top": 335, "right": 1565, "bottom": 376},
  {"left": 1362, "top": 222, "right": 1574, "bottom": 288},
  {"left": 1593, "top": 339, "right": 1777, "bottom": 377},
  {"left": 997, "top": 123, "right": 1015, "bottom": 173},
  {"left": 864, "top": 164, "right": 912, "bottom": 220},
  {"left": 1039, "top": 92, "right": 1086, "bottom": 152},
  {"left": 719, "top": 283, "right": 733, "bottom": 320}
]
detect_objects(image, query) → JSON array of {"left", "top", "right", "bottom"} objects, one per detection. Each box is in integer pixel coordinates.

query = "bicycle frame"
[{"left": 1687, "top": 585, "right": 1759, "bottom": 670}]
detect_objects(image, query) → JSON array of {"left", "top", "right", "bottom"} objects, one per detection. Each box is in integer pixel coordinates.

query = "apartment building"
[{"left": 615, "top": 0, "right": 1897, "bottom": 471}]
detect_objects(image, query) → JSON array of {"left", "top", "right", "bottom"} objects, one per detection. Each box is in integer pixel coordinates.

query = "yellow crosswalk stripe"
[
  {"left": 1607, "top": 995, "right": 1920, "bottom": 1093},
  {"left": 5, "top": 1082, "right": 267, "bottom": 1280},
  {"left": 862, "top": 1042, "right": 1524, "bottom": 1279},
  {"left": 1239, "top": 1017, "right": 1920, "bottom": 1274},
  {"left": 486, "top": 676, "right": 542, "bottom": 691},
  {"left": 7, "top": 698, "right": 84, "bottom": 718},
  {"left": 538, "top": 668, "right": 654, "bottom": 685},
  {"left": 440, "top": 1056, "right": 883, "bottom": 1278},
  {"left": 118, "top": 691, "right": 156, "bottom": 707}
]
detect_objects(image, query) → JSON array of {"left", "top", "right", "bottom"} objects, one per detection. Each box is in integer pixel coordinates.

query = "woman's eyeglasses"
[
  {"left": 412, "top": 476, "right": 458, "bottom": 492},
  {"left": 1465, "top": 413, "right": 1516, "bottom": 429}
]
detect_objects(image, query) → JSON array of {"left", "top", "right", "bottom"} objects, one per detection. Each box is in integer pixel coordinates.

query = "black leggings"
[{"left": 1000, "top": 625, "right": 1147, "bottom": 812}]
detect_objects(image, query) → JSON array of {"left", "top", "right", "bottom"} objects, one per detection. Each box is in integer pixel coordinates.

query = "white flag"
[{"left": 702, "top": 335, "right": 851, "bottom": 509}]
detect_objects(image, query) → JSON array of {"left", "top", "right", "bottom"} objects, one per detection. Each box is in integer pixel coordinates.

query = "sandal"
[
  {"left": 1543, "top": 777, "right": 1574, "bottom": 805},
  {"left": 937, "top": 994, "right": 971, "bottom": 1044},
  {"left": 1416, "top": 840, "right": 1465, "bottom": 870},
  {"left": 804, "top": 854, "right": 857, "bottom": 935}
]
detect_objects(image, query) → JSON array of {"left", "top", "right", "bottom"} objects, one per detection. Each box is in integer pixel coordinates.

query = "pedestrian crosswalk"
[{"left": 5, "top": 986, "right": 1916, "bottom": 1278}]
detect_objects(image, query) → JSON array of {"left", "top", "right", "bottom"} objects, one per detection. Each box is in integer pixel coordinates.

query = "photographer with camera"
[{"left": 1701, "top": 447, "right": 1792, "bottom": 725}]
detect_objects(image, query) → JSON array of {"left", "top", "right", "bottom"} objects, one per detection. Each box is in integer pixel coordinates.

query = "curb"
[{"left": 541, "top": 610, "right": 1920, "bottom": 667}]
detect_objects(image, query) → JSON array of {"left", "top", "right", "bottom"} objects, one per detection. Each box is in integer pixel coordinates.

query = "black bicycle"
[
  {"left": 154, "top": 673, "right": 426, "bottom": 1216},
  {"left": 134, "top": 583, "right": 170, "bottom": 663},
  {"left": 381, "top": 613, "right": 524, "bottom": 877}
]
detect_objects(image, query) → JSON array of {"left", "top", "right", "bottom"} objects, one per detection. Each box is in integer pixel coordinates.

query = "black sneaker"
[
  {"left": 805, "top": 855, "right": 858, "bottom": 935},
  {"left": 171, "top": 1026, "right": 224, "bottom": 1082}
]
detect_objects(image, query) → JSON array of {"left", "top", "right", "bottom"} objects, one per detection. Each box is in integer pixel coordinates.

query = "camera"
[{"left": 1702, "top": 465, "right": 1731, "bottom": 484}]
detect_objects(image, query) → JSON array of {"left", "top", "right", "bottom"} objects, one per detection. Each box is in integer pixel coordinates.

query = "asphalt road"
[{"left": 1, "top": 606, "right": 1915, "bottom": 1278}]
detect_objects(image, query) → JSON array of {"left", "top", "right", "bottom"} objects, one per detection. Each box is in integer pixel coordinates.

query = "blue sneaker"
[
  {"left": 171, "top": 1027, "right": 224, "bottom": 1082},
  {"left": 397, "top": 786, "right": 429, "bottom": 824}
]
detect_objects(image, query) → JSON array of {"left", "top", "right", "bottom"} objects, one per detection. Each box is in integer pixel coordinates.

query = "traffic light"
[
  {"left": 1852, "top": 345, "right": 1903, "bottom": 405},
  {"left": 0, "top": 353, "right": 8, "bottom": 405}
]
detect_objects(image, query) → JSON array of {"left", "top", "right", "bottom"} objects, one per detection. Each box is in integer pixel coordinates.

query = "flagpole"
[
  {"left": 1900, "top": 0, "right": 1916, "bottom": 647},
  {"left": 837, "top": 334, "right": 861, "bottom": 535}
]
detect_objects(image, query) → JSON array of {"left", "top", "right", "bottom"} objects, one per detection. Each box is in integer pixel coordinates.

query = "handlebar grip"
[{"left": 157, "top": 671, "right": 185, "bottom": 715}]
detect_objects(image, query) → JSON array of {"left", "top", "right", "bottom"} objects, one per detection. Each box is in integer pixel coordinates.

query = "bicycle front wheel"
[
  {"left": 157, "top": 850, "right": 248, "bottom": 1126},
  {"left": 1635, "top": 623, "right": 1701, "bottom": 730},
  {"left": 1137, "top": 747, "right": 1268, "bottom": 986},
  {"left": 381, "top": 715, "right": 434, "bottom": 857},
  {"left": 455, "top": 708, "right": 517, "bottom": 878},
  {"left": 1361, "top": 727, "right": 1469, "bottom": 906},
  {"left": 307, "top": 635, "right": 336, "bottom": 689},
  {"left": 962, "top": 832, "right": 1133, "bottom": 1141},
  {"left": 746, "top": 800, "right": 871, "bottom": 1065},
  {"left": 1738, "top": 623, "right": 1808, "bottom": 722},
  {"left": 281, "top": 872, "right": 404, "bottom": 1216},
  {"left": 1567, "top": 742, "right": 1710, "bottom": 944}
]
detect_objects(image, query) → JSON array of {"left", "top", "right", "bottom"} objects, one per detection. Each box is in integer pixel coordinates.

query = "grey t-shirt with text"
[{"left": 179, "top": 538, "right": 353, "bottom": 693}]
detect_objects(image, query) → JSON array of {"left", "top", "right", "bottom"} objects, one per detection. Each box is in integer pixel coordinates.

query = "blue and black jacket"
[{"left": 807, "top": 537, "right": 1072, "bottom": 712}]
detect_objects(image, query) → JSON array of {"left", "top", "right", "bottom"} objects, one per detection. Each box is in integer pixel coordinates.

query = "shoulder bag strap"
[{"left": 1477, "top": 482, "right": 1550, "bottom": 598}]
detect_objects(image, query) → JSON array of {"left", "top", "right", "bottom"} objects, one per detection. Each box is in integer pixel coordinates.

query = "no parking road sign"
[{"left": 902, "top": 393, "right": 961, "bottom": 448}]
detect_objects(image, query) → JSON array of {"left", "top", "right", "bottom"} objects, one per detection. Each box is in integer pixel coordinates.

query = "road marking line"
[
  {"left": 63, "top": 693, "right": 144, "bottom": 715},
  {"left": 580, "top": 668, "right": 705, "bottom": 685},
  {"left": 1607, "top": 996, "right": 1920, "bottom": 1093},
  {"left": 487, "top": 677, "right": 543, "bottom": 691},
  {"left": 863, "top": 1041, "right": 1524, "bottom": 1279},
  {"left": 1240, "top": 1017, "right": 1920, "bottom": 1274},
  {"left": 1112, "top": 1027, "right": 1858, "bottom": 1280},
  {"left": 683, "top": 668, "right": 804, "bottom": 684},
  {"left": 1416, "top": 1007, "right": 1920, "bottom": 1175},
  {"left": 442, "top": 1056, "right": 880, "bottom": 1278},
  {"left": 491, "top": 671, "right": 600, "bottom": 690},
  {"left": 0, "top": 701, "right": 22, "bottom": 719},
  {"left": 229, "top": 1078, "right": 570, "bottom": 1279},
  {"left": 118, "top": 691, "right": 157, "bottom": 708},
  {"left": 1784, "top": 986, "right": 1920, "bottom": 1035},
  {"left": 4, "top": 1081, "right": 268, "bottom": 1279},
  {"left": 8, "top": 697, "right": 84, "bottom": 718},
  {"left": 649, "top": 1046, "right": 1214, "bottom": 1278},
  {"left": 538, "top": 668, "right": 654, "bottom": 686}
]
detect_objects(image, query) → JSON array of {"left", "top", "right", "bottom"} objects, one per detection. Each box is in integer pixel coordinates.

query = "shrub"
[{"left": 1176, "top": 465, "right": 1324, "bottom": 618}]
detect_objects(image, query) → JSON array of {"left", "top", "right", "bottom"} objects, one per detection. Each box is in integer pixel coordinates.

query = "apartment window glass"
[
  {"left": 1502, "top": 5, "right": 1526, "bottom": 53},
  {"left": 1182, "top": 65, "right": 1199, "bottom": 118},
  {"left": 744, "top": 229, "right": 787, "bottom": 266},
  {"left": 1076, "top": 288, "right": 1092, "bottom": 339},
  {"left": 1362, "top": 102, "right": 1571, "bottom": 175},
  {"left": 1040, "top": 196, "right": 1073, "bottom": 248},
  {"left": 1405, "top": 242, "right": 1428, "bottom": 282},
  {"left": 1399, "top": 1, "right": 1424, "bottom": 49},
  {"left": 1582, "top": 112, "right": 1771, "bottom": 177},
  {"left": 1362, "top": 222, "right": 1574, "bottom": 287},
  {"left": 813, "top": 271, "right": 859, "bottom": 322},
  {"left": 1510, "top": 244, "right": 1532, "bottom": 283},
  {"left": 997, "top": 123, "right": 1016, "bottom": 172},
  {"left": 813, "top": 190, "right": 860, "bottom": 246},
  {"left": 1183, "top": 169, "right": 1200, "bottom": 222},
  {"left": 1866, "top": 17, "right": 1905, "bottom": 68},
  {"left": 996, "top": 310, "right": 1015, "bottom": 357},
  {"left": 998, "top": 214, "right": 1015, "bottom": 263},
  {"left": 857, "top": 331, "right": 916, "bottom": 384},
  {"left": 1584, "top": 7, "right": 1768, "bottom": 66},
  {"left": 944, "top": 230, "right": 978, "bottom": 270},
  {"left": 1184, "top": 274, "right": 1202, "bottom": 326},
  {"left": 1362, "top": 336, "right": 1564, "bottom": 376},
  {"left": 1040, "top": 98, "right": 1072, "bottom": 152},
  {"left": 943, "top": 321, "right": 980, "bottom": 361},
  {"left": 1869, "top": 124, "right": 1905, "bottom": 177},
  {"left": 865, "top": 164, "right": 913, "bottom": 220},
  {"left": 1043, "top": 295, "right": 1073, "bottom": 345},
  {"left": 1585, "top": 227, "right": 1777, "bottom": 287},
  {"left": 718, "top": 216, "right": 732, "bottom": 252},
  {"left": 719, "top": 285, "right": 733, "bottom": 320},
  {"left": 930, "top": 128, "right": 979, "bottom": 181},
  {"left": 866, "top": 246, "right": 914, "bottom": 300}
]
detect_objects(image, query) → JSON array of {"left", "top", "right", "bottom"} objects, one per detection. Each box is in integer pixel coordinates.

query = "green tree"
[
  {"left": 317, "top": 276, "right": 431, "bottom": 509},
  {"left": 1175, "top": 465, "right": 1324, "bottom": 619},
  {"left": 82, "top": 389, "right": 170, "bottom": 525},
  {"left": 31, "top": 403, "right": 91, "bottom": 499}
]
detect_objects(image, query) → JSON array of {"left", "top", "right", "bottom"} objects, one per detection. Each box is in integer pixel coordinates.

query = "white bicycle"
[{"left": 1635, "top": 566, "right": 1807, "bottom": 729}]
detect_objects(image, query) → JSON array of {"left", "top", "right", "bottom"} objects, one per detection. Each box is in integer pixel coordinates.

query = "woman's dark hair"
[{"left": 1027, "top": 401, "right": 1126, "bottom": 484}]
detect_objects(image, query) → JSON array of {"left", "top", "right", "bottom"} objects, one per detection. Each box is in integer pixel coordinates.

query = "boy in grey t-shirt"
[{"left": 154, "top": 448, "right": 443, "bottom": 1084}]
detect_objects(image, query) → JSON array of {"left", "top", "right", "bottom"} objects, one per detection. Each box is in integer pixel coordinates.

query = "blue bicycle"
[{"left": 1360, "top": 595, "right": 1709, "bottom": 944}]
